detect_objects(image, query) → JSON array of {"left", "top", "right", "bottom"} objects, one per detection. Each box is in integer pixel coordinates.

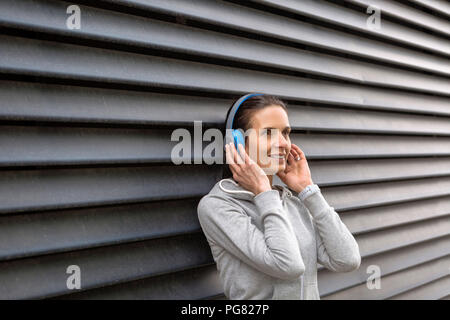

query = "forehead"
[{"left": 250, "top": 105, "right": 289, "bottom": 128}]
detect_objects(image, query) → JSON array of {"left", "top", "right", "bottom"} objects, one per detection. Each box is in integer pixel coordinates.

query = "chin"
[
  {"left": 262, "top": 161, "right": 286, "bottom": 175},
  {"left": 275, "top": 164, "right": 286, "bottom": 175},
  {"left": 277, "top": 165, "right": 286, "bottom": 173}
]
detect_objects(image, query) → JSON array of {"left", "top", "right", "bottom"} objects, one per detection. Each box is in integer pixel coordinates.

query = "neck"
[{"left": 267, "top": 174, "right": 273, "bottom": 187}]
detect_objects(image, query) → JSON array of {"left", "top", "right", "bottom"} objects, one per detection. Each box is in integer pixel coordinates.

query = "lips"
[{"left": 269, "top": 154, "right": 286, "bottom": 159}]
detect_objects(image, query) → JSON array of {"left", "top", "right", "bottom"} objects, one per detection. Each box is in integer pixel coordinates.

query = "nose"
[{"left": 273, "top": 130, "right": 289, "bottom": 150}]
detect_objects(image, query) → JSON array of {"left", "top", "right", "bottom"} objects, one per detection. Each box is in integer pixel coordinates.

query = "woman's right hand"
[{"left": 225, "top": 142, "right": 272, "bottom": 196}]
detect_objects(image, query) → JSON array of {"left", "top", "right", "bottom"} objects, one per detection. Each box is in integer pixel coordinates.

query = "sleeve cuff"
[
  {"left": 298, "top": 184, "right": 320, "bottom": 202},
  {"left": 299, "top": 186, "right": 330, "bottom": 218}
]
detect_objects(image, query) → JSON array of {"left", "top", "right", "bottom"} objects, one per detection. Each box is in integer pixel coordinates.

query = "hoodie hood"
[{"left": 215, "top": 178, "right": 293, "bottom": 201}]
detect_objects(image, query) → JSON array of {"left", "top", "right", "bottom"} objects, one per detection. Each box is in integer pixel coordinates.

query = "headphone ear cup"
[{"left": 232, "top": 129, "right": 245, "bottom": 154}]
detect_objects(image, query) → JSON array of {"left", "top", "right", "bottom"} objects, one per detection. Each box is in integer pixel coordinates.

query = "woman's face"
[{"left": 245, "top": 105, "right": 291, "bottom": 175}]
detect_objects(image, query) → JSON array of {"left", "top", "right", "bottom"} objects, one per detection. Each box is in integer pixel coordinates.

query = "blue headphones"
[{"left": 225, "top": 93, "right": 264, "bottom": 152}]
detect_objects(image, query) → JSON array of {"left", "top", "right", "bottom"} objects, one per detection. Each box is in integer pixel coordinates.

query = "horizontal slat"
[
  {"left": 250, "top": 0, "right": 450, "bottom": 56},
  {"left": 354, "top": 215, "right": 450, "bottom": 258},
  {"left": 291, "top": 157, "right": 450, "bottom": 186},
  {"left": 412, "top": 0, "right": 450, "bottom": 17},
  {"left": 80, "top": 0, "right": 450, "bottom": 76},
  {"left": 206, "top": 293, "right": 228, "bottom": 300},
  {"left": 0, "top": 167, "right": 449, "bottom": 215},
  {"left": 340, "top": 196, "right": 450, "bottom": 235},
  {"left": 322, "top": 255, "right": 450, "bottom": 299},
  {"left": 3, "top": 81, "right": 450, "bottom": 133},
  {"left": 0, "top": 232, "right": 213, "bottom": 299},
  {"left": 1, "top": 36, "right": 450, "bottom": 115},
  {"left": 1, "top": 1, "right": 449, "bottom": 96},
  {"left": 0, "top": 198, "right": 201, "bottom": 261},
  {"left": 320, "top": 176, "right": 450, "bottom": 211},
  {"left": 1, "top": 125, "right": 450, "bottom": 167},
  {"left": 0, "top": 81, "right": 226, "bottom": 126},
  {"left": 388, "top": 275, "right": 450, "bottom": 299},
  {"left": 0, "top": 125, "right": 215, "bottom": 166},
  {"left": 310, "top": 216, "right": 447, "bottom": 273},
  {"left": 288, "top": 106, "right": 450, "bottom": 135},
  {"left": 318, "top": 235, "right": 450, "bottom": 296},
  {"left": 0, "top": 166, "right": 220, "bottom": 214},
  {"left": 347, "top": 0, "right": 450, "bottom": 37},
  {"left": 54, "top": 264, "right": 222, "bottom": 300}
]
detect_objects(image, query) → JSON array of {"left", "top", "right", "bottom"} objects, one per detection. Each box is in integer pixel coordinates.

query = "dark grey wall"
[{"left": 0, "top": 0, "right": 449, "bottom": 299}]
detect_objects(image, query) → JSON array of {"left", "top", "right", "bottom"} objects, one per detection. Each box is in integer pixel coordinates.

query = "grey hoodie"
[{"left": 197, "top": 178, "right": 361, "bottom": 300}]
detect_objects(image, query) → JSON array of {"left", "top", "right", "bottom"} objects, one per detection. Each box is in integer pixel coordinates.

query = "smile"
[{"left": 269, "top": 154, "right": 285, "bottom": 159}]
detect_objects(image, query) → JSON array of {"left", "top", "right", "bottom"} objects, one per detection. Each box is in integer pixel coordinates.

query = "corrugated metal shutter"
[{"left": 0, "top": 0, "right": 449, "bottom": 300}]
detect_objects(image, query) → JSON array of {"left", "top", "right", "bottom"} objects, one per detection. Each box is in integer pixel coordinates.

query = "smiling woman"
[
  {"left": 222, "top": 94, "right": 291, "bottom": 182},
  {"left": 197, "top": 93, "right": 361, "bottom": 300}
]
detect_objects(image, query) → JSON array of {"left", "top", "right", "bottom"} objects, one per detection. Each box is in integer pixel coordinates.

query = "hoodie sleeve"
[
  {"left": 197, "top": 189, "right": 305, "bottom": 280},
  {"left": 299, "top": 185, "right": 361, "bottom": 272}
]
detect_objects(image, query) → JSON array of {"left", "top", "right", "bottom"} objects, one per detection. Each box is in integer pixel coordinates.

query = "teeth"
[{"left": 269, "top": 155, "right": 285, "bottom": 159}]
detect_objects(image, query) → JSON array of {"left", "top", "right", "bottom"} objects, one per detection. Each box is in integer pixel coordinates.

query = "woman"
[{"left": 197, "top": 94, "right": 361, "bottom": 300}]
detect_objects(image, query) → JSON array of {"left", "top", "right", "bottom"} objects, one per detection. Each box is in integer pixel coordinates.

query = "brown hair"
[
  {"left": 222, "top": 94, "right": 288, "bottom": 179},
  {"left": 226, "top": 94, "right": 288, "bottom": 132}
]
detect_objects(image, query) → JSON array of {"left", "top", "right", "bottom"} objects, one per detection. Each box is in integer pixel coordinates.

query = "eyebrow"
[{"left": 262, "top": 126, "right": 291, "bottom": 130}]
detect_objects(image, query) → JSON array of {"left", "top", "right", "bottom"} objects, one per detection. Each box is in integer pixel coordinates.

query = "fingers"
[
  {"left": 238, "top": 144, "right": 251, "bottom": 165},
  {"left": 225, "top": 143, "right": 235, "bottom": 165},
  {"left": 291, "top": 144, "right": 305, "bottom": 158},
  {"left": 232, "top": 143, "right": 245, "bottom": 164},
  {"left": 289, "top": 148, "right": 299, "bottom": 160},
  {"left": 226, "top": 142, "right": 244, "bottom": 167},
  {"left": 226, "top": 143, "right": 255, "bottom": 183},
  {"left": 286, "top": 151, "right": 295, "bottom": 167},
  {"left": 225, "top": 144, "right": 240, "bottom": 179}
]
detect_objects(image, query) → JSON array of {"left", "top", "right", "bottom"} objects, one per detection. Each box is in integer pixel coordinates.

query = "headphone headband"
[{"left": 225, "top": 93, "right": 264, "bottom": 131}]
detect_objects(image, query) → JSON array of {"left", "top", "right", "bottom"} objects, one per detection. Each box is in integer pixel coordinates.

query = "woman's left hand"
[{"left": 277, "top": 144, "right": 314, "bottom": 193}]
